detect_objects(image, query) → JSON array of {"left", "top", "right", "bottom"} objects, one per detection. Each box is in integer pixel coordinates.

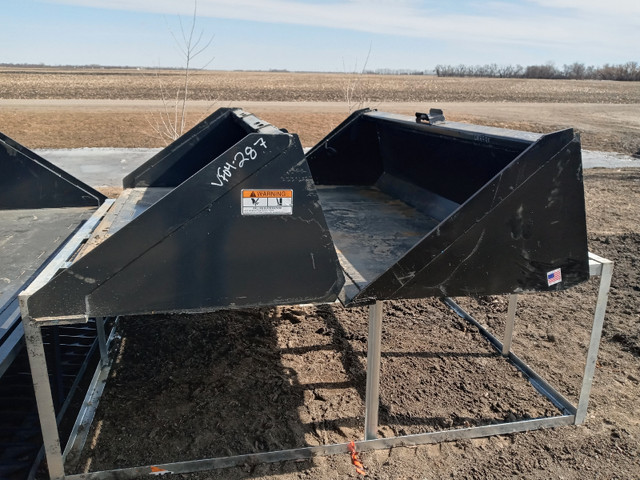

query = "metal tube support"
[
  {"left": 95, "top": 317, "right": 109, "bottom": 367},
  {"left": 63, "top": 416, "right": 575, "bottom": 480},
  {"left": 22, "top": 319, "right": 65, "bottom": 479},
  {"left": 502, "top": 294, "right": 518, "bottom": 356},
  {"left": 51, "top": 326, "right": 65, "bottom": 409},
  {"left": 364, "top": 301, "right": 383, "bottom": 441},
  {"left": 575, "top": 257, "right": 614, "bottom": 424}
]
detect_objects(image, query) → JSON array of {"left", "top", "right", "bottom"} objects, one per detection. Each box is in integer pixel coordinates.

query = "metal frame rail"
[{"left": 23, "top": 252, "right": 612, "bottom": 480}]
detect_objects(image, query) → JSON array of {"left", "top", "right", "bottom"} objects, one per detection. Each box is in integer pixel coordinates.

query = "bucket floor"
[
  {"left": 316, "top": 185, "right": 439, "bottom": 299},
  {"left": 0, "top": 207, "right": 96, "bottom": 311}
]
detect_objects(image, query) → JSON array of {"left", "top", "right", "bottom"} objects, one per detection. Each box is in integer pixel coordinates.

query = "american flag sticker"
[{"left": 547, "top": 268, "right": 562, "bottom": 286}]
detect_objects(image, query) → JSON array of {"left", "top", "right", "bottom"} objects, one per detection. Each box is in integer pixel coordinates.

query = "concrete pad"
[
  {"left": 35, "top": 148, "right": 161, "bottom": 188},
  {"left": 35, "top": 147, "right": 639, "bottom": 189},
  {"left": 581, "top": 150, "right": 640, "bottom": 169}
]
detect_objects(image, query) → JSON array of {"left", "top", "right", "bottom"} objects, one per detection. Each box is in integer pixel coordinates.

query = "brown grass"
[{"left": 0, "top": 108, "right": 346, "bottom": 149}]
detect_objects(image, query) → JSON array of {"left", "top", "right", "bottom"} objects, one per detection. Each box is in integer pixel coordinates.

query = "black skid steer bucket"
[
  {"left": 1, "top": 133, "right": 106, "bottom": 370},
  {"left": 1, "top": 133, "right": 106, "bottom": 311},
  {"left": 306, "top": 109, "right": 590, "bottom": 306},
  {"left": 22, "top": 108, "right": 344, "bottom": 321}
]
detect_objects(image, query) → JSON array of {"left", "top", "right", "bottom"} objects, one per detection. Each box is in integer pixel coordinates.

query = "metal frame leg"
[
  {"left": 575, "top": 256, "right": 614, "bottom": 424},
  {"left": 22, "top": 319, "right": 66, "bottom": 479},
  {"left": 364, "top": 301, "right": 383, "bottom": 441},
  {"left": 502, "top": 294, "right": 518, "bottom": 356},
  {"left": 51, "top": 325, "right": 65, "bottom": 409},
  {"left": 95, "top": 317, "right": 109, "bottom": 367}
]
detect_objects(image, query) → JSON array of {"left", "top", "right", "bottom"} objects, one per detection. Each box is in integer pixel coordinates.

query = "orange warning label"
[
  {"left": 242, "top": 189, "right": 293, "bottom": 198},
  {"left": 241, "top": 189, "right": 293, "bottom": 215}
]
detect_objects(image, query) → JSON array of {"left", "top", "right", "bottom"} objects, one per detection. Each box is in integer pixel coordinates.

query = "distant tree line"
[
  {"left": 434, "top": 62, "right": 640, "bottom": 81},
  {"left": 3, "top": 61, "right": 638, "bottom": 80}
]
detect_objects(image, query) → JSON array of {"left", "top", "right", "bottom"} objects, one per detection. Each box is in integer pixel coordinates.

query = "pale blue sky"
[{"left": 1, "top": 0, "right": 638, "bottom": 71}]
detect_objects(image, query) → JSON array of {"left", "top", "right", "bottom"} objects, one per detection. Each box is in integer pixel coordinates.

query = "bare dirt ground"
[
  {"left": 2, "top": 69, "right": 638, "bottom": 479},
  {"left": 2, "top": 68, "right": 639, "bottom": 103}
]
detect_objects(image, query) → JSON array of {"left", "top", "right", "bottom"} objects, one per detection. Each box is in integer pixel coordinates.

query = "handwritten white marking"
[{"left": 210, "top": 137, "right": 268, "bottom": 187}]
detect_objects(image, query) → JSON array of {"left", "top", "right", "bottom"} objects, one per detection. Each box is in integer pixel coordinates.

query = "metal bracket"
[{"left": 415, "top": 108, "right": 445, "bottom": 124}]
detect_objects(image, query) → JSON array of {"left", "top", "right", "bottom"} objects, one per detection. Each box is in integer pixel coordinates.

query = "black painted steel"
[
  {"left": 306, "top": 109, "right": 590, "bottom": 306},
  {"left": 25, "top": 109, "right": 344, "bottom": 320},
  {"left": 0, "top": 132, "right": 105, "bottom": 210},
  {"left": 124, "top": 108, "right": 247, "bottom": 188}
]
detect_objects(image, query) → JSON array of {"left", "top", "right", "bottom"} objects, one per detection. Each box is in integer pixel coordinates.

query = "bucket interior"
[{"left": 307, "top": 111, "right": 533, "bottom": 293}]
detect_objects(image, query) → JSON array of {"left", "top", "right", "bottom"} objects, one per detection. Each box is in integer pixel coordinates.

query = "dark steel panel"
[
  {"left": 0, "top": 207, "right": 96, "bottom": 312},
  {"left": 375, "top": 119, "right": 527, "bottom": 205},
  {"left": 23, "top": 108, "right": 589, "bottom": 317},
  {"left": 351, "top": 131, "right": 589, "bottom": 304},
  {"left": 0, "top": 132, "right": 105, "bottom": 210},
  {"left": 316, "top": 185, "right": 438, "bottom": 289},
  {"left": 306, "top": 108, "right": 384, "bottom": 186},
  {"left": 123, "top": 108, "right": 246, "bottom": 188}
]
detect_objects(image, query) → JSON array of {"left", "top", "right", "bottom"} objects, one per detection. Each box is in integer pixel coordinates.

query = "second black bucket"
[{"left": 306, "top": 109, "right": 590, "bottom": 305}]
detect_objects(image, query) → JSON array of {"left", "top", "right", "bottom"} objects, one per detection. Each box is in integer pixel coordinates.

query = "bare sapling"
[
  {"left": 343, "top": 42, "right": 373, "bottom": 113},
  {"left": 149, "top": 1, "right": 215, "bottom": 144}
]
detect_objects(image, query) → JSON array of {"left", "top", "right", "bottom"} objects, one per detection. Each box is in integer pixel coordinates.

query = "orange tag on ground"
[
  {"left": 150, "top": 466, "right": 171, "bottom": 475},
  {"left": 348, "top": 440, "right": 367, "bottom": 476}
]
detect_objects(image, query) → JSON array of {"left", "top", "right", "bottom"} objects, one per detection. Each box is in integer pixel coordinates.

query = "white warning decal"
[{"left": 241, "top": 189, "right": 293, "bottom": 216}]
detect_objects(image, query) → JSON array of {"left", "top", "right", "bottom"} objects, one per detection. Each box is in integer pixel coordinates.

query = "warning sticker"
[{"left": 241, "top": 189, "right": 293, "bottom": 215}]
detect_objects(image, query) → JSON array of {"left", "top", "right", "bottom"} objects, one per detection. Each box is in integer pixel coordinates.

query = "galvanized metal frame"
[
  {"left": 364, "top": 301, "right": 383, "bottom": 440},
  {"left": 22, "top": 253, "right": 612, "bottom": 479},
  {"left": 502, "top": 294, "right": 518, "bottom": 356},
  {"left": 62, "top": 318, "right": 120, "bottom": 471},
  {"left": 26, "top": 318, "right": 118, "bottom": 480},
  {"left": 576, "top": 252, "right": 614, "bottom": 424}
]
